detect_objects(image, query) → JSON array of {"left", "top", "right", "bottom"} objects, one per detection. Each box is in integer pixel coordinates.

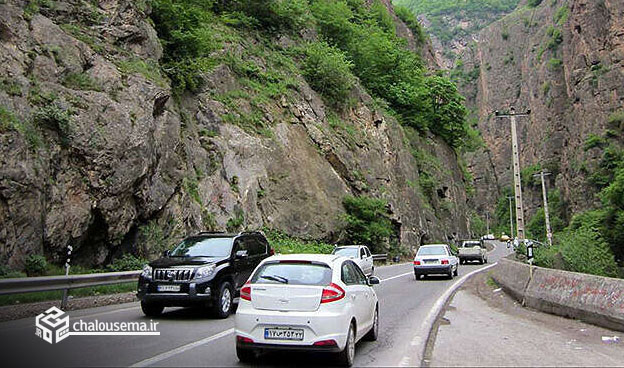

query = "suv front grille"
[{"left": 153, "top": 268, "right": 194, "bottom": 281}]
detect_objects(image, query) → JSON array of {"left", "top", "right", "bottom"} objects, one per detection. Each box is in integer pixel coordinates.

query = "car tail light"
[
  {"left": 413, "top": 260, "right": 421, "bottom": 265},
  {"left": 321, "top": 283, "right": 345, "bottom": 303},
  {"left": 237, "top": 336, "right": 254, "bottom": 344},
  {"left": 240, "top": 281, "right": 251, "bottom": 301},
  {"left": 269, "top": 248, "right": 275, "bottom": 256},
  {"left": 441, "top": 259, "right": 449, "bottom": 265},
  {"left": 313, "top": 339, "right": 337, "bottom": 346}
]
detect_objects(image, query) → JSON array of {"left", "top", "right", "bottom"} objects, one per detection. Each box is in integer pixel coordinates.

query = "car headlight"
[
  {"left": 141, "top": 264, "right": 152, "bottom": 278},
  {"left": 195, "top": 264, "right": 216, "bottom": 279}
]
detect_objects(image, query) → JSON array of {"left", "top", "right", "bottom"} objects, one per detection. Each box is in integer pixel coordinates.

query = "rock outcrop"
[{"left": 0, "top": 0, "right": 472, "bottom": 268}]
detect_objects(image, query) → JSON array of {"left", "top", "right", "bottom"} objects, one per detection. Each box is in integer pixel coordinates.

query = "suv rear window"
[{"left": 251, "top": 262, "right": 332, "bottom": 286}]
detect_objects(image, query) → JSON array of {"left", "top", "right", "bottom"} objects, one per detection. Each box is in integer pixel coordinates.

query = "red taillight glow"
[
  {"left": 313, "top": 339, "right": 338, "bottom": 346},
  {"left": 321, "top": 283, "right": 345, "bottom": 303},
  {"left": 240, "top": 281, "right": 251, "bottom": 301},
  {"left": 413, "top": 260, "right": 421, "bottom": 265},
  {"left": 269, "top": 249, "right": 275, "bottom": 255},
  {"left": 237, "top": 336, "right": 254, "bottom": 344},
  {"left": 441, "top": 259, "right": 449, "bottom": 265}
]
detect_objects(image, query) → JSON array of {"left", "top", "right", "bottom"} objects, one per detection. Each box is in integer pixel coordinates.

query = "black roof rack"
[{"left": 238, "top": 230, "right": 266, "bottom": 236}]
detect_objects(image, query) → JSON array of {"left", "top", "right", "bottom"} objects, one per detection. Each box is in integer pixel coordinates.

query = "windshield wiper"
[{"left": 260, "top": 275, "right": 289, "bottom": 284}]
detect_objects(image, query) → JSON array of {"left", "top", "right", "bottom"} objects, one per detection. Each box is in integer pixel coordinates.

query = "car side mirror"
[
  {"left": 235, "top": 250, "right": 248, "bottom": 259},
  {"left": 162, "top": 250, "right": 170, "bottom": 257},
  {"left": 368, "top": 276, "right": 380, "bottom": 286}
]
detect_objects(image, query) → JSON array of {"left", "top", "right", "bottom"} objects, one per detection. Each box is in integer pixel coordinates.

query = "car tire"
[
  {"left": 364, "top": 307, "right": 379, "bottom": 341},
  {"left": 236, "top": 347, "right": 257, "bottom": 363},
  {"left": 485, "top": 257, "right": 488, "bottom": 264},
  {"left": 453, "top": 266, "right": 458, "bottom": 277},
  {"left": 480, "top": 257, "right": 484, "bottom": 264},
  {"left": 212, "top": 281, "right": 233, "bottom": 319},
  {"left": 448, "top": 269, "right": 454, "bottom": 279},
  {"left": 141, "top": 301, "right": 164, "bottom": 317},
  {"left": 336, "top": 322, "right": 356, "bottom": 367}
]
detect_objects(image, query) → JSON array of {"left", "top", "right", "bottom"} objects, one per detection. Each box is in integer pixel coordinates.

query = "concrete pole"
[
  {"left": 507, "top": 196, "right": 514, "bottom": 238},
  {"left": 510, "top": 109, "right": 526, "bottom": 239},
  {"left": 495, "top": 107, "right": 530, "bottom": 240},
  {"left": 534, "top": 171, "right": 553, "bottom": 246}
]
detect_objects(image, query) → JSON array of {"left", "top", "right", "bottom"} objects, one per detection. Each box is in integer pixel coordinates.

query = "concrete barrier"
[
  {"left": 492, "top": 258, "right": 624, "bottom": 332},
  {"left": 490, "top": 257, "right": 531, "bottom": 302}
]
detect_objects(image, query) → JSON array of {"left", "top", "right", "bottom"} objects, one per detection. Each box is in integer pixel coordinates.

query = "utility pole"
[
  {"left": 533, "top": 170, "right": 553, "bottom": 246},
  {"left": 485, "top": 212, "right": 490, "bottom": 234},
  {"left": 496, "top": 107, "right": 531, "bottom": 239},
  {"left": 507, "top": 196, "right": 514, "bottom": 238}
]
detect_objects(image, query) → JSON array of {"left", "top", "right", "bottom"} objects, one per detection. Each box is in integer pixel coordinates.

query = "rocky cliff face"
[
  {"left": 0, "top": 0, "right": 471, "bottom": 268},
  {"left": 459, "top": 0, "right": 624, "bottom": 224}
]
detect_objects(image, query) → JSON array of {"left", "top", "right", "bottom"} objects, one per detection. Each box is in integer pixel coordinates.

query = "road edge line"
[{"left": 401, "top": 262, "right": 499, "bottom": 367}]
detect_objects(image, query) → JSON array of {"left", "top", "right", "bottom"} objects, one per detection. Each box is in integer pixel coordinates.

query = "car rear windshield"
[
  {"left": 462, "top": 242, "right": 481, "bottom": 247},
  {"left": 251, "top": 262, "right": 333, "bottom": 286},
  {"left": 332, "top": 247, "right": 358, "bottom": 257},
  {"left": 169, "top": 237, "right": 233, "bottom": 257},
  {"left": 417, "top": 246, "right": 447, "bottom": 256}
]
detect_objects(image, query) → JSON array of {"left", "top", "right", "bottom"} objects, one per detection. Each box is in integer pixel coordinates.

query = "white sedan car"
[
  {"left": 413, "top": 244, "right": 459, "bottom": 280},
  {"left": 235, "top": 254, "right": 380, "bottom": 366},
  {"left": 331, "top": 245, "right": 375, "bottom": 276}
]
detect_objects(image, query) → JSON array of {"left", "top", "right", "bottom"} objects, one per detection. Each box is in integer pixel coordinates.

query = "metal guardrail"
[
  {"left": 0, "top": 270, "right": 141, "bottom": 296},
  {"left": 372, "top": 253, "right": 388, "bottom": 262}
]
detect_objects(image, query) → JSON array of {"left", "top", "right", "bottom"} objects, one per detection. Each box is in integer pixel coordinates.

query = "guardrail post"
[{"left": 60, "top": 245, "right": 72, "bottom": 309}]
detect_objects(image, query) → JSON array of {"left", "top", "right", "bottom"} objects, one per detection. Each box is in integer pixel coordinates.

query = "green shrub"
[
  {"left": 583, "top": 133, "right": 605, "bottom": 151},
  {"left": 264, "top": 228, "right": 334, "bottom": 254},
  {"left": 341, "top": 195, "right": 394, "bottom": 253},
  {"left": 608, "top": 110, "right": 624, "bottom": 130},
  {"left": 237, "top": 0, "right": 311, "bottom": 32},
  {"left": 302, "top": 41, "right": 354, "bottom": 106},
  {"left": 527, "top": 0, "right": 543, "bottom": 7},
  {"left": 393, "top": 5, "right": 427, "bottom": 44},
  {"left": 32, "top": 104, "right": 72, "bottom": 145},
  {"left": 554, "top": 6, "right": 569, "bottom": 25},
  {"left": 24, "top": 255, "right": 47, "bottom": 276},
  {"left": 62, "top": 72, "right": 102, "bottom": 91},
  {"left": 548, "top": 58, "right": 563, "bottom": 70},
  {"left": 108, "top": 254, "right": 148, "bottom": 272},
  {"left": 117, "top": 59, "right": 168, "bottom": 87},
  {"left": 226, "top": 208, "right": 245, "bottom": 232},
  {"left": 554, "top": 226, "right": 619, "bottom": 277}
]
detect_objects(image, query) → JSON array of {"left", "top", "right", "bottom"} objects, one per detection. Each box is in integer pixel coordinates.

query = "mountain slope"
[{"left": 0, "top": 0, "right": 473, "bottom": 269}]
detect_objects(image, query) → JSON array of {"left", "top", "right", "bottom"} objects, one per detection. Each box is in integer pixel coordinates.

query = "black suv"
[{"left": 137, "top": 231, "right": 273, "bottom": 318}]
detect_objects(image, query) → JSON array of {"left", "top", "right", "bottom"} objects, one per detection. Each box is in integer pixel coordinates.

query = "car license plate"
[
  {"left": 264, "top": 328, "right": 304, "bottom": 341},
  {"left": 424, "top": 259, "right": 438, "bottom": 264},
  {"left": 157, "top": 284, "right": 180, "bottom": 292}
]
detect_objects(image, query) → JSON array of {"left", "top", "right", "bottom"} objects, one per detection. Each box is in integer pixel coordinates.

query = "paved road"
[{"left": 0, "top": 242, "right": 509, "bottom": 367}]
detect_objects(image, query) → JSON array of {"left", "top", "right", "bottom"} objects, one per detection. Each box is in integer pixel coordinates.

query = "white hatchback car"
[
  {"left": 331, "top": 245, "right": 375, "bottom": 276},
  {"left": 235, "top": 254, "right": 380, "bottom": 366},
  {"left": 413, "top": 244, "right": 459, "bottom": 280}
]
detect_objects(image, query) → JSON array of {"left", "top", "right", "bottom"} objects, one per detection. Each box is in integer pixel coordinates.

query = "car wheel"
[
  {"left": 453, "top": 265, "right": 458, "bottom": 276},
  {"left": 448, "top": 268, "right": 454, "bottom": 279},
  {"left": 364, "top": 307, "right": 379, "bottom": 341},
  {"left": 141, "top": 301, "right": 164, "bottom": 317},
  {"left": 485, "top": 257, "right": 488, "bottom": 264},
  {"left": 336, "top": 322, "right": 356, "bottom": 367},
  {"left": 212, "top": 281, "right": 233, "bottom": 319},
  {"left": 480, "top": 257, "right": 484, "bottom": 265},
  {"left": 236, "top": 346, "right": 257, "bottom": 363}
]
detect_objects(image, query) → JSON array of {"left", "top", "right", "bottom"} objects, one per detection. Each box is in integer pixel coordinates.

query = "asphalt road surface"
[{"left": 0, "top": 242, "right": 509, "bottom": 367}]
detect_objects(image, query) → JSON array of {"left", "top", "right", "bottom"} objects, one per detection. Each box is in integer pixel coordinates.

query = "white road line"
[
  {"left": 130, "top": 328, "right": 235, "bottom": 367},
  {"left": 380, "top": 271, "right": 413, "bottom": 283}
]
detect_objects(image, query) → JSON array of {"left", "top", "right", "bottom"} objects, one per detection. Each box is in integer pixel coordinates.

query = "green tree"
[{"left": 302, "top": 42, "right": 355, "bottom": 105}]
